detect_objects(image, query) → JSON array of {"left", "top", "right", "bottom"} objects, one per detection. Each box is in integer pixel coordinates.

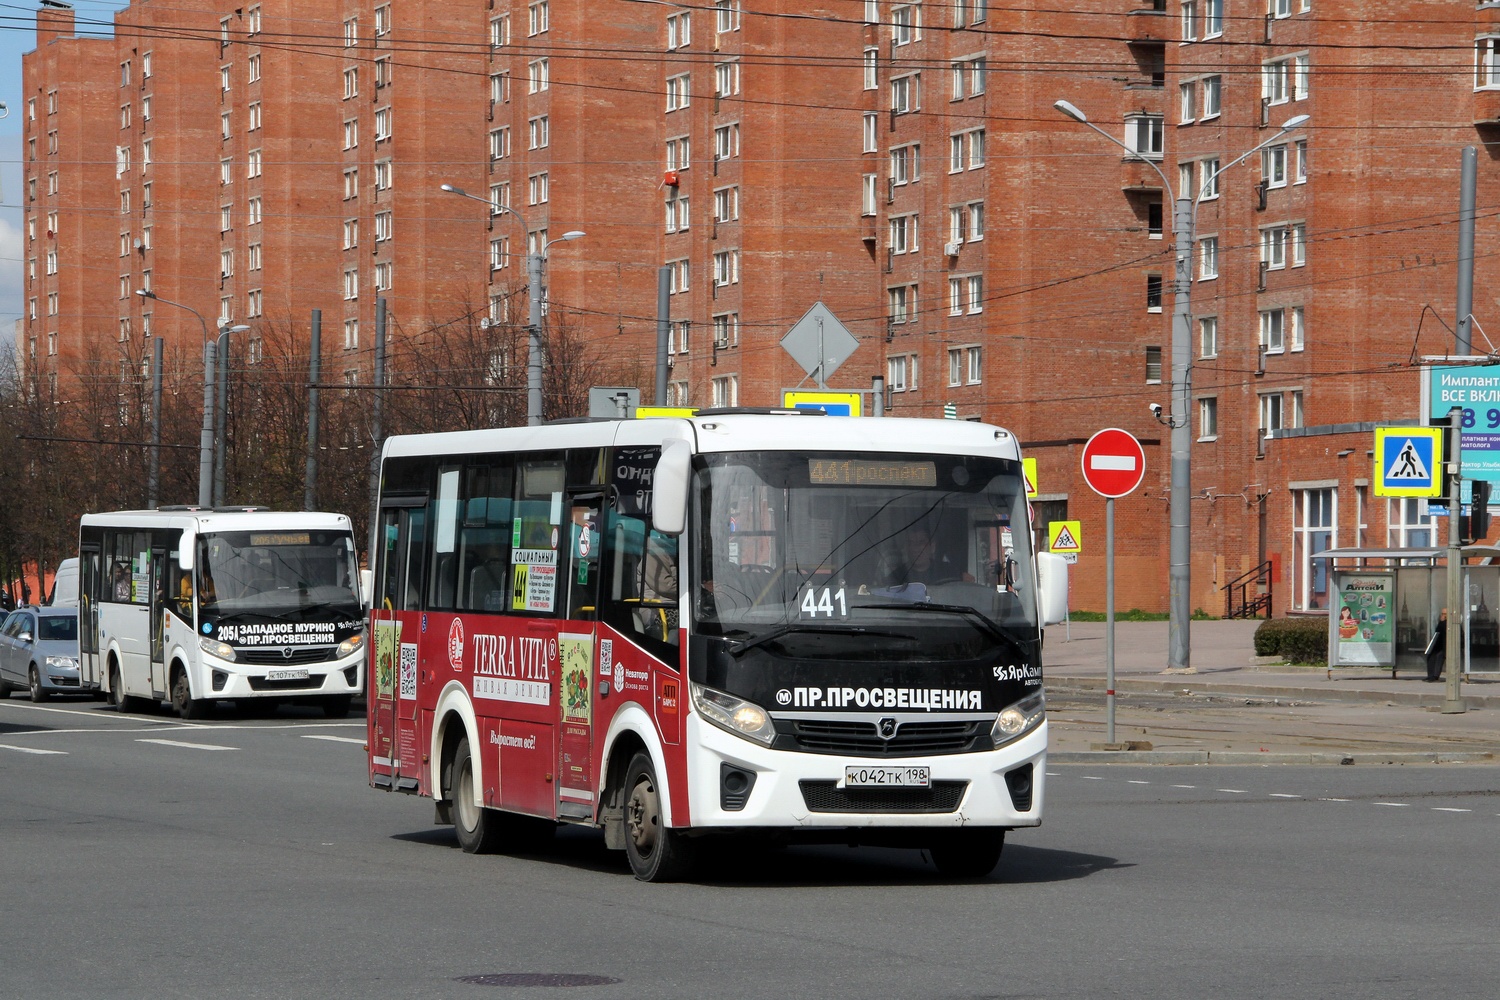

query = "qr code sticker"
[
  {"left": 399, "top": 642, "right": 418, "bottom": 699},
  {"left": 599, "top": 638, "right": 614, "bottom": 678}
]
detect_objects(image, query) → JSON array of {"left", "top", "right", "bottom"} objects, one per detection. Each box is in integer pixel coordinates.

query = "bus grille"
[
  {"left": 237, "top": 646, "right": 335, "bottom": 666},
  {"left": 798, "top": 780, "right": 967, "bottom": 814},
  {"left": 781, "top": 719, "right": 987, "bottom": 756}
]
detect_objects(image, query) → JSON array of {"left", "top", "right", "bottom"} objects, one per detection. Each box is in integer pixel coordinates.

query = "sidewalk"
[{"left": 1042, "top": 619, "right": 1499, "bottom": 764}]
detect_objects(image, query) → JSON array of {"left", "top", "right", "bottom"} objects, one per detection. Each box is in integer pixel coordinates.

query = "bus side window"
[{"left": 458, "top": 463, "right": 514, "bottom": 613}]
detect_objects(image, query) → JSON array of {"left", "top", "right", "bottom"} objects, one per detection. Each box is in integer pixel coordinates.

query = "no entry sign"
[{"left": 1081, "top": 428, "right": 1146, "bottom": 498}]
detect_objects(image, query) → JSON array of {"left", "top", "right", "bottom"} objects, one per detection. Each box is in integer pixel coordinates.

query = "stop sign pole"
[{"left": 1081, "top": 428, "right": 1147, "bottom": 746}]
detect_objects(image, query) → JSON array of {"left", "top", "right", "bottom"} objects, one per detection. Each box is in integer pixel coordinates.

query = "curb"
[
  {"left": 1046, "top": 675, "right": 1500, "bottom": 710},
  {"left": 1048, "top": 750, "right": 1497, "bottom": 765}
]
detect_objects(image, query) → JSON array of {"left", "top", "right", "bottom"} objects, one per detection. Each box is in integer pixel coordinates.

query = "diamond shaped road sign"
[{"left": 781, "top": 301, "right": 859, "bottom": 387}]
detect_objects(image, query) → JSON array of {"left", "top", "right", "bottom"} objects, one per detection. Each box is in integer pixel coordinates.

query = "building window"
[
  {"left": 892, "top": 4, "right": 918, "bottom": 45},
  {"left": 344, "top": 68, "right": 358, "bottom": 99},
  {"left": 490, "top": 127, "right": 510, "bottom": 160},
  {"left": 374, "top": 107, "right": 392, "bottom": 142},
  {"left": 888, "top": 285, "right": 914, "bottom": 324},
  {"left": 668, "top": 259, "right": 689, "bottom": 292},
  {"left": 715, "top": 60, "right": 740, "bottom": 98},
  {"left": 220, "top": 249, "right": 234, "bottom": 277},
  {"left": 1200, "top": 157, "right": 1220, "bottom": 199},
  {"left": 528, "top": 58, "right": 549, "bottom": 93},
  {"left": 1264, "top": 56, "right": 1290, "bottom": 104},
  {"left": 864, "top": 48, "right": 878, "bottom": 91},
  {"left": 711, "top": 375, "right": 738, "bottom": 408},
  {"left": 1295, "top": 140, "right": 1309, "bottom": 183},
  {"left": 375, "top": 159, "right": 392, "bottom": 191},
  {"left": 1200, "top": 316, "right": 1218, "bottom": 357},
  {"left": 1261, "top": 226, "right": 1289, "bottom": 270},
  {"left": 529, "top": 0, "right": 549, "bottom": 35},
  {"left": 1146, "top": 274, "right": 1163, "bottom": 312},
  {"left": 1204, "top": 0, "right": 1222, "bottom": 35},
  {"left": 713, "top": 312, "right": 737, "bottom": 348},
  {"left": 665, "top": 193, "right": 690, "bottom": 232},
  {"left": 247, "top": 196, "right": 261, "bottom": 225},
  {"left": 863, "top": 174, "right": 878, "bottom": 216},
  {"left": 221, "top": 66, "right": 231, "bottom": 92},
  {"left": 966, "top": 346, "right": 982, "bottom": 384},
  {"left": 668, "top": 320, "right": 690, "bottom": 354},
  {"left": 891, "top": 74, "right": 918, "bottom": 114},
  {"left": 1388, "top": 498, "right": 1434, "bottom": 549},
  {"left": 344, "top": 18, "right": 358, "bottom": 46},
  {"left": 490, "top": 14, "right": 510, "bottom": 46},
  {"left": 714, "top": 123, "right": 740, "bottom": 160},
  {"left": 529, "top": 172, "right": 549, "bottom": 205},
  {"left": 375, "top": 211, "right": 392, "bottom": 242},
  {"left": 489, "top": 183, "right": 510, "bottom": 210},
  {"left": 1198, "top": 397, "right": 1218, "bottom": 440},
  {"left": 344, "top": 268, "right": 359, "bottom": 300},
  {"left": 248, "top": 288, "right": 263, "bottom": 318},
  {"left": 247, "top": 102, "right": 261, "bottom": 131},
  {"left": 1290, "top": 305, "right": 1305, "bottom": 351},
  {"left": 1202, "top": 75, "right": 1221, "bottom": 117},
  {"left": 1179, "top": 81, "right": 1195, "bottom": 123},
  {"left": 1292, "top": 223, "right": 1307, "bottom": 266},
  {"left": 528, "top": 116, "right": 549, "bottom": 149},
  {"left": 889, "top": 214, "right": 916, "bottom": 254},
  {"left": 1145, "top": 346, "right": 1163, "bottom": 383},
  {"left": 1263, "top": 144, "right": 1288, "bottom": 188},
  {"left": 344, "top": 119, "right": 358, "bottom": 150},
  {"left": 1199, "top": 236, "right": 1218, "bottom": 279},
  {"left": 344, "top": 168, "right": 359, "bottom": 200},
  {"left": 247, "top": 148, "right": 262, "bottom": 177},
  {"left": 343, "top": 319, "right": 359, "bottom": 350},
  {"left": 374, "top": 3, "right": 391, "bottom": 35},
  {"left": 1261, "top": 308, "right": 1285, "bottom": 353},
  {"left": 248, "top": 55, "right": 261, "bottom": 83},
  {"left": 1126, "top": 115, "right": 1164, "bottom": 158},
  {"left": 1292, "top": 488, "right": 1335, "bottom": 611},
  {"left": 1479, "top": 37, "right": 1500, "bottom": 89},
  {"left": 343, "top": 219, "right": 359, "bottom": 249},
  {"left": 667, "top": 11, "right": 691, "bottom": 49},
  {"left": 1180, "top": 0, "right": 1197, "bottom": 41},
  {"left": 375, "top": 56, "right": 392, "bottom": 88},
  {"left": 248, "top": 243, "right": 261, "bottom": 270},
  {"left": 714, "top": 186, "right": 738, "bottom": 223},
  {"left": 665, "top": 135, "right": 690, "bottom": 171},
  {"left": 666, "top": 74, "right": 690, "bottom": 111},
  {"left": 712, "top": 249, "right": 738, "bottom": 286},
  {"left": 715, "top": 0, "right": 741, "bottom": 34},
  {"left": 966, "top": 275, "right": 982, "bottom": 313},
  {"left": 490, "top": 237, "right": 510, "bottom": 270}
]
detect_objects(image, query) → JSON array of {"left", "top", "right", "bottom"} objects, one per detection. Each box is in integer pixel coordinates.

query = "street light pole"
[
  {"left": 439, "top": 183, "right": 584, "bottom": 426},
  {"left": 214, "top": 321, "right": 251, "bottom": 506},
  {"left": 137, "top": 289, "right": 214, "bottom": 507},
  {"left": 1053, "top": 101, "right": 1308, "bottom": 673}
]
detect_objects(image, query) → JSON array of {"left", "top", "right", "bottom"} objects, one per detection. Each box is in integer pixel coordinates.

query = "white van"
[{"left": 48, "top": 557, "right": 79, "bottom": 607}]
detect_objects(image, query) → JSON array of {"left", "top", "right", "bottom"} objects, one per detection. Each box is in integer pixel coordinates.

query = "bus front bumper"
[
  {"left": 684, "top": 714, "right": 1046, "bottom": 831},
  {"left": 198, "top": 648, "right": 365, "bottom": 701}
]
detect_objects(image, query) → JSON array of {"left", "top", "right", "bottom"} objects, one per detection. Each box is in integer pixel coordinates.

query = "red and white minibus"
[{"left": 367, "top": 411, "right": 1066, "bottom": 880}]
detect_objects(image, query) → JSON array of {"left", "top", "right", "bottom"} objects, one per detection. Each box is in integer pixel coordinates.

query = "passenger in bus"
[
  {"left": 469, "top": 545, "right": 509, "bottom": 613},
  {"left": 112, "top": 563, "right": 131, "bottom": 602},
  {"left": 176, "top": 575, "right": 194, "bottom": 618},
  {"left": 882, "top": 526, "right": 972, "bottom": 587},
  {"left": 198, "top": 568, "right": 217, "bottom": 608}
]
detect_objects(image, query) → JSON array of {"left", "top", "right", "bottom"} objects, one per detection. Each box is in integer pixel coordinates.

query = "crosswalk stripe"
[
  {"left": 137, "top": 738, "right": 237, "bottom": 751},
  {"left": 0, "top": 744, "right": 67, "bottom": 755}
]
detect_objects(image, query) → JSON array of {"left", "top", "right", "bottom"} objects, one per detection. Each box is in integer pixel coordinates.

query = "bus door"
[
  {"left": 557, "top": 493, "right": 603, "bottom": 818},
  {"left": 371, "top": 499, "right": 426, "bottom": 793},
  {"left": 79, "top": 544, "right": 101, "bottom": 688},
  {"left": 149, "top": 546, "right": 167, "bottom": 697}
]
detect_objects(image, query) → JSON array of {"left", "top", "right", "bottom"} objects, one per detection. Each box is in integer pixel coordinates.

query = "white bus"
[
  {"left": 367, "top": 410, "right": 1068, "bottom": 880},
  {"left": 79, "top": 509, "right": 366, "bottom": 718}
]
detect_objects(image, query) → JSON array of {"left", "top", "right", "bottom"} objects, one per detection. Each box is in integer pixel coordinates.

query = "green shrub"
[{"left": 1253, "top": 616, "right": 1328, "bottom": 664}]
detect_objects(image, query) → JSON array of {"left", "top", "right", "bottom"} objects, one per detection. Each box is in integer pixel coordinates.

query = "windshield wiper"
[
  {"left": 854, "top": 601, "right": 1013, "bottom": 646},
  {"left": 294, "top": 600, "right": 363, "bottom": 621},
  {"left": 728, "top": 623, "right": 911, "bottom": 657}
]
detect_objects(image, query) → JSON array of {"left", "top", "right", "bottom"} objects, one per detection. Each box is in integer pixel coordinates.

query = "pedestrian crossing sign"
[{"left": 1374, "top": 426, "right": 1444, "bottom": 498}]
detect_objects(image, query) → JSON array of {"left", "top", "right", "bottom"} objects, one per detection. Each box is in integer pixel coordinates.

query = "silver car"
[{"left": 0, "top": 607, "right": 82, "bottom": 702}]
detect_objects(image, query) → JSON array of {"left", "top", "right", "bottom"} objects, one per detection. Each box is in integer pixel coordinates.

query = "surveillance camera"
[{"left": 1148, "top": 403, "right": 1163, "bottom": 418}]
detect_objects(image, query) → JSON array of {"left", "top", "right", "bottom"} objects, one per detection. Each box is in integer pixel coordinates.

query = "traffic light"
[{"left": 1473, "top": 480, "right": 1492, "bottom": 542}]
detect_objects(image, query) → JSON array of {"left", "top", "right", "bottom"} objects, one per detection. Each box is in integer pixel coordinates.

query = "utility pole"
[
  {"left": 371, "top": 297, "right": 386, "bottom": 508},
  {"left": 148, "top": 336, "right": 162, "bottom": 508},
  {"left": 655, "top": 266, "right": 670, "bottom": 407},
  {"left": 199, "top": 341, "right": 215, "bottom": 508}
]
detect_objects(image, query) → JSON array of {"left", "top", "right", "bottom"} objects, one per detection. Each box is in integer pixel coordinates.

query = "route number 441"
[{"left": 800, "top": 586, "right": 848, "bottom": 618}]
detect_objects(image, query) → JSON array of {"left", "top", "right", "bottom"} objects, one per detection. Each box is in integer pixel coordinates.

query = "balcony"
[{"left": 1124, "top": 5, "right": 1168, "bottom": 43}]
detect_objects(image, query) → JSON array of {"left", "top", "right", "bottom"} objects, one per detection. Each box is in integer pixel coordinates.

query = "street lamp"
[
  {"left": 439, "top": 183, "right": 585, "bottom": 425},
  {"left": 137, "top": 289, "right": 214, "bottom": 507},
  {"left": 1053, "top": 100, "right": 1308, "bottom": 674},
  {"left": 213, "top": 321, "right": 251, "bottom": 507}
]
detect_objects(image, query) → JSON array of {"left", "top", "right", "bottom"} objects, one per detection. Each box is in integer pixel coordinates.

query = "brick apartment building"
[{"left": 20, "top": 0, "right": 1500, "bottom": 629}]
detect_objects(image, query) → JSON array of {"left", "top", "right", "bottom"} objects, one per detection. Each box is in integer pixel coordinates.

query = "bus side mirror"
[
  {"left": 360, "top": 569, "right": 373, "bottom": 608},
  {"left": 1036, "top": 552, "right": 1069, "bottom": 626},
  {"left": 652, "top": 439, "right": 692, "bottom": 536},
  {"left": 179, "top": 528, "right": 196, "bottom": 571}
]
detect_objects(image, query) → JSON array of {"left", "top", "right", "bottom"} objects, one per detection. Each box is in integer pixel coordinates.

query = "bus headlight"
[
  {"left": 690, "top": 683, "right": 776, "bottom": 746},
  {"left": 992, "top": 691, "right": 1045, "bottom": 745},
  {"left": 337, "top": 631, "right": 365, "bottom": 658},
  {"left": 199, "top": 637, "right": 237, "bottom": 662}
]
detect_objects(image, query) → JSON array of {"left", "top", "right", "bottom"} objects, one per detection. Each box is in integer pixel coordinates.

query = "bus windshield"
[
  {"left": 199, "top": 529, "right": 360, "bottom": 620},
  {"left": 692, "top": 451, "right": 1037, "bottom": 659}
]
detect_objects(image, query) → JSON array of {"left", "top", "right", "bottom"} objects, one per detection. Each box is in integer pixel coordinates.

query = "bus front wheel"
[
  {"left": 171, "top": 667, "right": 208, "bottom": 720},
  {"left": 929, "top": 829, "right": 1005, "bottom": 879},
  {"left": 450, "top": 738, "right": 500, "bottom": 854},
  {"left": 623, "top": 751, "right": 696, "bottom": 882},
  {"left": 109, "top": 663, "right": 141, "bottom": 714}
]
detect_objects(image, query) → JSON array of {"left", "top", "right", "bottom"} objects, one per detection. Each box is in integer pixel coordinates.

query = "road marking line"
[
  {"left": 1127, "top": 780, "right": 1150, "bottom": 785},
  {"left": 1373, "top": 802, "right": 1410, "bottom": 807},
  {"left": 137, "top": 738, "right": 237, "bottom": 751},
  {"left": 1270, "top": 793, "right": 1301, "bottom": 799},
  {"left": 1432, "top": 807, "right": 1471, "bottom": 813},
  {"left": 301, "top": 734, "right": 365, "bottom": 745},
  {"left": 1319, "top": 798, "right": 1350, "bottom": 802},
  {"left": 1081, "top": 776, "right": 1104, "bottom": 780},
  {"left": 1045, "top": 771, "right": 1059, "bottom": 776},
  {"left": 1217, "top": 788, "right": 1248, "bottom": 794},
  {"left": 1171, "top": 784, "right": 1196, "bottom": 789},
  {"left": 0, "top": 744, "right": 67, "bottom": 755}
]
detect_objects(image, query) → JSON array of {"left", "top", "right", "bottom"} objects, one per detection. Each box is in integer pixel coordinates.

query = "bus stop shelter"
[{"left": 1314, "top": 546, "right": 1500, "bottom": 677}]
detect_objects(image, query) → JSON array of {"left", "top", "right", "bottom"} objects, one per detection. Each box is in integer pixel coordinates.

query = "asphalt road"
[{"left": 2, "top": 695, "right": 1496, "bottom": 999}]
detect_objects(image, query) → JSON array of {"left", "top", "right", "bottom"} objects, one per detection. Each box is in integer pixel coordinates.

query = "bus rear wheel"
[
  {"left": 623, "top": 751, "right": 696, "bottom": 882},
  {"left": 171, "top": 667, "right": 208, "bottom": 720},
  {"left": 929, "top": 829, "right": 1005, "bottom": 879},
  {"left": 450, "top": 737, "right": 500, "bottom": 854}
]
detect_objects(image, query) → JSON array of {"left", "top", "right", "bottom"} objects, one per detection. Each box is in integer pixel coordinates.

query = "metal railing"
[{"left": 1223, "top": 560, "right": 1273, "bottom": 619}]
